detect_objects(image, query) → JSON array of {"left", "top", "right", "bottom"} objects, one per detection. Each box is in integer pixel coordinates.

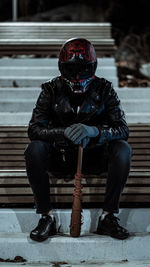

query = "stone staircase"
[
  {"left": 0, "top": 57, "right": 150, "bottom": 266},
  {"left": 0, "top": 57, "right": 118, "bottom": 87},
  {"left": 0, "top": 57, "right": 150, "bottom": 124},
  {"left": 0, "top": 87, "right": 150, "bottom": 124},
  {"left": 0, "top": 208, "right": 150, "bottom": 265}
]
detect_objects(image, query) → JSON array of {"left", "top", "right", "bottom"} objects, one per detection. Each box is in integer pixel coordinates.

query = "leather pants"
[{"left": 24, "top": 139, "right": 132, "bottom": 214}]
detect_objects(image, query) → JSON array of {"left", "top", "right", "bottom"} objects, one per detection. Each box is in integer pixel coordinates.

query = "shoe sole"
[
  {"left": 96, "top": 229, "right": 129, "bottom": 240},
  {"left": 30, "top": 229, "right": 57, "bottom": 242}
]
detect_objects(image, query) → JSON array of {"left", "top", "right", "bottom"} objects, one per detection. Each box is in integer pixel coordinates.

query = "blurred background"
[{"left": 0, "top": 0, "right": 150, "bottom": 86}]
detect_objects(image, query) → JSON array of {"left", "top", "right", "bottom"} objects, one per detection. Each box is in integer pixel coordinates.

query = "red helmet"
[{"left": 58, "top": 38, "right": 97, "bottom": 93}]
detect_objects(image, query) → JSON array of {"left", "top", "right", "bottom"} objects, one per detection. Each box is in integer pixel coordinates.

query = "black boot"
[
  {"left": 96, "top": 213, "right": 129, "bottom": 240},
  {"left": 30, "top": 215, "right": 57, "bottom": 242}
]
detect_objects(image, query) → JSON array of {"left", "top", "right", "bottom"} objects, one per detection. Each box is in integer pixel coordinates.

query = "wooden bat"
[{"left": 70, "top": 144, "right": 83, "bottom": 237}]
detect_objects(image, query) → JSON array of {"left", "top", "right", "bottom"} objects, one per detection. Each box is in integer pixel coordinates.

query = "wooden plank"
[
  {"left": 132, "top": 149, "right": 150, "bottom": 154},
  {"left": 0, "top": 127, "right": 27, "bottom": 131},
  {"left": 0, "top": 138, "right": 29, "bottom": 144},
  {"left": 0, "top": 39, "right": 114, "bottom": 44},
  {"left": 1, "top": 131, "right": 150, "bottom": 138},
  {"left": 0, "top": 195, "right": 150, "bottom": 203},
  {"left": 129, "top": 128, "right": 150, "bottom": 132},
  {"left": 0, "top": 149, "right": 147, "bottom": 155},
  {"left": 1, "top": 147, "right": 150, "bottom": 154},
  {"left": 0, "top": 171, "right": 26, "bottom": 176},
  {"left": 0, "top": 156, "right": 25, "bottom": 161},
  {"left": 1, "top": 143, "right": 148, "bottom": 150},
  {"left": 0, "top": 169, "right": 26, "bottom": 172},
  {"left": 1, "top": 34, "right": 111, "bottom": 38},
  {"left": 2, "top": 125, "right": 149, "bottom": 131},
  {"left": 0, "top": 148, "right": 149, "bottom": 156},
  {"left": 128, "top": 138, "right": 150, "bottom": 143},
  {"left": 1, "top": 132, "right": 150, "bottom": 138},
  {"left": 0, "top": 133, "right": 28, "bottom": 138},
  {"left": 0, "top": 186, "right": 150, "bottom": 195},
  {"left": 0, "top": 162, "right": 149, "bottom": 168},
  {"left": 0, "top": 170, "right": 150, "bottom": 177},
  {"left": 0, "top": 170, "right": 150, "bottom": 176},
  {"left": 1, "top": 155, "right": 150, "bottom": 162},
  {"left": 0, "top": 144, "right": 27, "bottom": 149},
  {"left": 130, "top": 144, "right": 150, "bottom": 148},
  {"left": 0, "top": 125, "right": 149, "bottom": 131},
  {"left": 0, "top": 149, "right": 149, "bottom": 158},
  {"left": 0, "top": 162, "right": 25, "bottom": 167},
  {"left": 0, "top": 179, "right": 28, "bottom": 184},
  {"left": 129, "top": 132, "right": 150, "bottom": 137},
  {"left": 0, "top": 161, "right": 149, "bottom": 168},
  {"left": 0, "top": 46, "right": 115, "bottom": 56},
  {"left": 0, "top": 28, "right": 110, "bottom": 31},
  {"left": 1, "top": 177, "right": 150, "bottom": 185},
  {"left": 0, "top": 166, "right": 31, "bottom": 170},
  {"left": 0, "top": 150, "right": 25, "bottom": 155},
  {"left": 131, "top": 162, "right": 150, "bottom": 167},
  {"left": 132, "top": 155, "right": 150, "bottom": 160}
]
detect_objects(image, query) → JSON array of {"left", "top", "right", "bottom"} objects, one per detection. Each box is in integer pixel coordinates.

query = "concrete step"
[
  {"left": 125, "top": 112, "right": 150, "bottom": 123},
  {"left": 0, "top": 87, "right": 150, "bottom": 100},
  {"left": 117, "top": 88, "right": 150, "bottom": 99},
  {"left": 0, "top": 57, "right": 116, "bottom": 67},
  {"left": 0, "top": 88, "right": 40, "bottom": 100},
  {"left": 0, "top": 261, "right": 149, "bottom": 267},
  {"left": 0, "top": 208, "right": 150, "bottom": 234},
  {"left": 122, "top": 100, "right": 150, "bottom": 113},
  {"left": 0, "top": 100, "right": 36, "bottom": 112},
  {"left": 0, "top": 112, "right": 150, "bottom": 125},
  {"left": 0, "top": 76, "right": 118, "bottom": 87},
  {"left": 0, "top": 99, "right": 149, "bottom": 113},
  {"left": 0, "top": 112, "right": 31, "bottom": 125},
  {"left": 0, "top": 209, "right": 150, "bottom": 264},
  {"left": 0, "top": 66, "right": 117, "bottom": 77},
  {"left": 0, "top": 232, "right": 149, "bottom": 263}
]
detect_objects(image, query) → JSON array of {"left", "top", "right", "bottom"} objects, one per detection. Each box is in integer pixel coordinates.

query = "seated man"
[{"left": 24, "top": 38, "right": 132, "bottom": 242}]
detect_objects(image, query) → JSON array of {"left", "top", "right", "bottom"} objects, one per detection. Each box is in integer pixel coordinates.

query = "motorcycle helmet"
[{"left": 58, "top": 38, "right": 97, "bottom": 93}]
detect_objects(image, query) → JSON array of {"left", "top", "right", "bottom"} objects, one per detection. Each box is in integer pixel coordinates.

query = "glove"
[{"left": 64, "top": 123, "right": 99, "bottom": 148}]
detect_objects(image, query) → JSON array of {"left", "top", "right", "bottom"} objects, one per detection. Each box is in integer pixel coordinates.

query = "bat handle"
[{"left": 77, "top": 144, "right": 83, "bottom": 175}]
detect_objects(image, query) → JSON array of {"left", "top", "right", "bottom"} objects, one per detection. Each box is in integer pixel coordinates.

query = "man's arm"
[
  {"left": 95, "top": 81, "right": 129, "bottom": 146},
  {"left": 64, "top": 80, "right": 129, "bottom": 148},
  {"left": 28, "top": 82, "right": 66, "bottom": 145}
]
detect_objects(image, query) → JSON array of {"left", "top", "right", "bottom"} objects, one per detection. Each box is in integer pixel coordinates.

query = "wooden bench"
[
  {"left": 0, "top": 124, "right": 150, "bottom": 208},
  {"left": 0, "top": 22, "right": 116, "bottom": 57}
]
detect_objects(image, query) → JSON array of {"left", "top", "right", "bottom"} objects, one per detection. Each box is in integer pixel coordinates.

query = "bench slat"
[
  {"left": 0, "top": 155, "right": 150, "bottom": 161},
  {"left": 0, "top": 124, "right": 149, "bottom": 205},
  {"left": 1, "top": 177, "right": 150, "bottom": 185},
  {"left": 0, "top": 195, "right": 150, "bottom": 204},
  {"left": 0, "top": 22, "right": 115, "bottom": 56},
  {"left": 1, "top": 149, "right": 150, "bottom": 155},
  {"left": 0, "top": 186, "right": 150, "bottom": 195}
]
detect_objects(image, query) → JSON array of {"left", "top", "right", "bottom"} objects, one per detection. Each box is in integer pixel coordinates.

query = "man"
[{"left": 24, "top": 38, "right": 132, "bottom": 242}]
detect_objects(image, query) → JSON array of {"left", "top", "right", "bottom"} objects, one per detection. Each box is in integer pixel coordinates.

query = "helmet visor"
[{"left": 60, "top": 62, "right": 95, "bottom": 80}]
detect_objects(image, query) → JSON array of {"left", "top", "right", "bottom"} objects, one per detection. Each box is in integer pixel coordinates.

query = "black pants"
[{"left": 24, "top": 139, "right": 132, "bottom": 214}]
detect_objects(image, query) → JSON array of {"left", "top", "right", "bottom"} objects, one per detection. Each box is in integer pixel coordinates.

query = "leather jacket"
[{"left": 28, "top": 76, "right": 129, "bottom": 148}]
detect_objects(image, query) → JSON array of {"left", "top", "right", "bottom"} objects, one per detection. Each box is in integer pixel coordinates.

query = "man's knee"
[
  {"left": 108, "top": 140, "right": 132, "bottom": 163},
  {"left": 24, "top": 140, "right": 51, "bottom": 160}
]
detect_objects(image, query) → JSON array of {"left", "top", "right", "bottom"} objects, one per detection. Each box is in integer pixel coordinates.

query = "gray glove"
[{"left": 64, "top": 123, "right": 99, "bottom": 148}]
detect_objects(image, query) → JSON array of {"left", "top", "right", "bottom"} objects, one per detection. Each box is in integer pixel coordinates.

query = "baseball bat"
[{"left": 70, "top": 144, "right": 83, "bottom": 237}]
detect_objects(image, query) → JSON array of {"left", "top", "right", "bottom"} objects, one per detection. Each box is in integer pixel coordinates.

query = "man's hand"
[{"left": 64, "top": 123, "right": 99, "bottom": 148}]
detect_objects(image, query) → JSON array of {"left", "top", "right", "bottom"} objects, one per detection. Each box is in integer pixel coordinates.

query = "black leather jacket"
[{"left": 28, "top": 76, "right": 129, "bottom": 148}]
